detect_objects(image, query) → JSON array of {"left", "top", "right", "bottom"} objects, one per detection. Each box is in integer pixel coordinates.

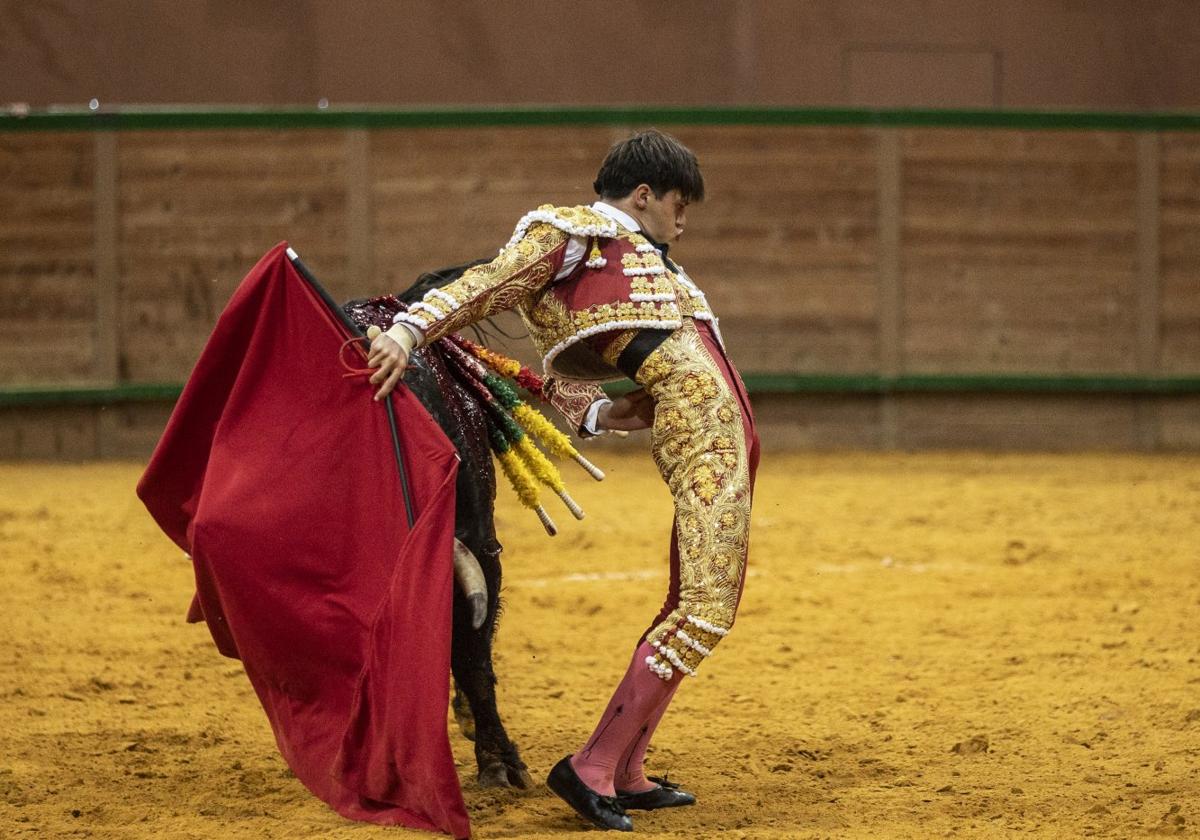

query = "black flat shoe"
[
  {"left": 616, "top": 775, "right": 696, "bottom": 811},
  {"left": 547, "top": 756, "right": 633, "bottom": 831}
]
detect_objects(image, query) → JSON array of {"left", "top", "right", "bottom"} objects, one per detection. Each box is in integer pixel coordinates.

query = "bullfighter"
[{"left": 368, "top": 129, "right": 760, "bottom": 832}]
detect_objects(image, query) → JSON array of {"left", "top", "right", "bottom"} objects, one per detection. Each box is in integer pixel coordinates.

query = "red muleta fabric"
[{"left": 136, "top": 243, "right": 471, "bottom": 838}]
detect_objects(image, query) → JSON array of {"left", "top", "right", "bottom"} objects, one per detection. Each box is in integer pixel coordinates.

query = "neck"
[{"left": 601, "top": 196, "right": 646, "bottom": 231}]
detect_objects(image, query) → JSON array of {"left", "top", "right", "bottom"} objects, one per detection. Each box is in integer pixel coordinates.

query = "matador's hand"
[
  {"left": 366, "top": 325, "right": 416, "bottom": 401},
  {"left": 598, "top": 388, "right": 656, "bottom": 432}
]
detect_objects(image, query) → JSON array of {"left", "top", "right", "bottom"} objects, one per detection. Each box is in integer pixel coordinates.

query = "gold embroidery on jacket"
[
  {"left": 505, "top": 205, "right": 617, "bottom": 249},
  {"left": 571, "top": 300, "right": 680, "bottom": 332},
  {"left": 620, "top": 250, "right": 667, "bottom": 274},
  {"left": 628, "top": 271, "right": 675, "bottom": 297},
  {"left": 418, "top": 222, "right": 569, "bottom": 344},
  {"left": 599, "top": 329, "right": 639, "bottom": 367},
  {"left": 542, "top": 378, "right": 607, "bottom": 431},
  {"left": 407, "top": 204, "right": 715, "bottom": 380}
]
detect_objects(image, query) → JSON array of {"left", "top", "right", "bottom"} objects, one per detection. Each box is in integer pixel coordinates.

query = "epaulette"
[{"left": 502, "top": 205, "right": 619, "bottom": 252}]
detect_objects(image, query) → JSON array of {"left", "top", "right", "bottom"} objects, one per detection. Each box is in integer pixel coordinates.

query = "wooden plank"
[
  {"left": 877, "top": 129, "right": 903, "bottom": 376},
  {"left": 1158, "top": 396, "right": 1200, "bottom": 450},
  {"left": 877, "top": 129, "right": 903, "bottom": 447},
  {"left": 0, "top": 406, "right": 98, "bottom": 459},
  {"left": 117, "top": 130, "right": 349, "bottom": 382},
  {"left": 98, "top": 403, "right": 174, "bottom": 459},
  {"left": 1159, "top": 134, "right": 1200, "bottom": 373},
  {"left": 895, "top": 394, "right": 1141, "bottom": 451},
  {"left": 900, "top": 129, "right": 1140, "bottom": 374},
  {"left": 1135, "top": 134, "right": 1162, "bottom": 450},
  {"left": 751, "top": 393, "right": 882, "bottom": 450},
  {"left": 1135, "top": 134, "right": 1161, "bottom": 374},
  {"left": 345, "top": 129, "right": 373, "bottom": 292},
  {"left": 0, "top": 133, "right": 97, "bottom": 385},
  {"left": 93, "top": 132, "right": 120, "bottom": 386}
]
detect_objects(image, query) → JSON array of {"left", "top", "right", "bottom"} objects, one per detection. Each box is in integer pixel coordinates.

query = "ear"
[{"left": 634, "top": 184, "right": 652, "bottom": 209}]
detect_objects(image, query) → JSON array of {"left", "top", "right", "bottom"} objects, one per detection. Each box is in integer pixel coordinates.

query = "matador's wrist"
[
  {"left": 384, "top": 323, "right": 421, "bottom": 352},
  {"left": 581, "top": 399, "right": 613, "bottom": 437}
]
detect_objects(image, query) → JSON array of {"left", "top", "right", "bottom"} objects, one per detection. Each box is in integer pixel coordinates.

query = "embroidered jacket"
[{"left": 394, "top": 204, "right": 720, "bottom": 429}]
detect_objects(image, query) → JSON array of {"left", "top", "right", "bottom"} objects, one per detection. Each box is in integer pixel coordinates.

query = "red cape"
[{"left": 137, "top": 243, "right": 471, "bottom": 838}]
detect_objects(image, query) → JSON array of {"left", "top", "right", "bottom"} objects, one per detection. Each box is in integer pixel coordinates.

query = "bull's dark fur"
[{"left": 343, "top": 262, "right": 533, "bottom": 789}]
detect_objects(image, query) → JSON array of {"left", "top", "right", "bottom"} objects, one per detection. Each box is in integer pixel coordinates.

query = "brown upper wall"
[{"left": 4, "top": 0, "right": 1200, "bottom": 111}]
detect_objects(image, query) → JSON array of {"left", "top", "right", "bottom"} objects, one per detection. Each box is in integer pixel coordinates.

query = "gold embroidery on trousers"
[{"left": 636, "top": 323, "right": 750, "bottom": 678}]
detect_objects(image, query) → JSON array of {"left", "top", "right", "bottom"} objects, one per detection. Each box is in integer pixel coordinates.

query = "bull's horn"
[{"left": 453, "top": 538, "right": 488, "bottom": 630}]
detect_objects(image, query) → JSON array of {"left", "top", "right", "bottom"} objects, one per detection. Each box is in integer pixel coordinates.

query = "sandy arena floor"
[{"left": 1, "top": 451, "right": 1198, "bottom": 839}]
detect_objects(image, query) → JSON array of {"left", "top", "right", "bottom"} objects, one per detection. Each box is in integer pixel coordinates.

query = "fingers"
[
  {"left": 367, "top": 334, "right": 399, "bottom": 368},
  {"left": 364, "top": 333, "right": 408, "bottom": 401},
  {"left": 368, "top": 363, "right": 390, "bottom": 385},
  {"left": 636, "top": 402, "right": 656, "bottom": 424},
  {"left": 374, "top": 364, "right": 404, "bottom": 401},
  {"left": 602, "top": 407, "right": 653, "bottom": 432},
  {"left": 596, "top": 389, "right": 655, "bottom": 433},
  {"left": 604, "top": 397, "right": 630, "bottom": 421}
]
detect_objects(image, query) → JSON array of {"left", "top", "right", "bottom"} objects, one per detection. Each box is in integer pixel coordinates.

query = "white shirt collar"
[{"left": 591, "top": 201, "right": 641, "bottom": 233}]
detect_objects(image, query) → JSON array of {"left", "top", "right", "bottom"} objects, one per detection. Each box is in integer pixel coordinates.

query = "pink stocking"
[
  {"left": 570, "top": 641, "right": 679, "bottom": 796},
  {"left": 613, "top": 677, "right": 678, "bottom": 793}
]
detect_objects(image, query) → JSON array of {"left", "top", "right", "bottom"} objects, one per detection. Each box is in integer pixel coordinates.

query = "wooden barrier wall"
[{"left": 1, "top": 118, "right": 1199, "bottom": 456}]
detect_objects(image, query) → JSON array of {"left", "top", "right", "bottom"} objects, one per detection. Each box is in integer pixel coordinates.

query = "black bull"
[{"left": 343, "top": 260, "right": 534, "bottom": 789}]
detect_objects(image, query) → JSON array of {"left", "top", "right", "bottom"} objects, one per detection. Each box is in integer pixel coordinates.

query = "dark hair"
[{"left": 593, "top": 129, "right": 705, "bottom": 202}]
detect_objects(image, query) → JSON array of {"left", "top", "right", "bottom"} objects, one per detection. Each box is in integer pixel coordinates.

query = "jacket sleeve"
[
  {"left": 393, "top": 222, "right": 570, "bottom": 345},
  {"left": 542, "top": 377, "right": 609, "bottom": 437}
]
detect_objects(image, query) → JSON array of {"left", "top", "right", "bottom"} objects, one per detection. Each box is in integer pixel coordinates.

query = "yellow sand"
[{"left": 1, "top": 452, "right": 1198, "bottom": 839}]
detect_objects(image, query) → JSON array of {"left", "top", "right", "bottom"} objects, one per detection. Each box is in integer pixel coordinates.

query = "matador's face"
[{"left": 639, "top": 188, "right": 689, "bottom": 244}]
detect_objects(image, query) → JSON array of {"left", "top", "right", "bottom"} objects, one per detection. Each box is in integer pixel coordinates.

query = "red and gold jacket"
[{"left": 394, "top": 205, "right": 719, "bottom": 431}]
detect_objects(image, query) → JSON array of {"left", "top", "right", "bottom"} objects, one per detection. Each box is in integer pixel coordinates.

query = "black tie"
[{"left": 641, "top": 234, "right": 681, "bottom": 274}]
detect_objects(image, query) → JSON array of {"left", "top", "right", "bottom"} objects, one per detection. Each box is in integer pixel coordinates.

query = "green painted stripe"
[
  {"left": 0, "top": 384, "right": 184, "bottom": 407},
  {"left": 4, "top": 106, "right": 1200, "bottom": 133},
  {"left": 610, "top": 373, "right": 1200, "bottom": 396},
  {"left": 2, "top": 374, "right": 1198, "bottom": 408}
]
